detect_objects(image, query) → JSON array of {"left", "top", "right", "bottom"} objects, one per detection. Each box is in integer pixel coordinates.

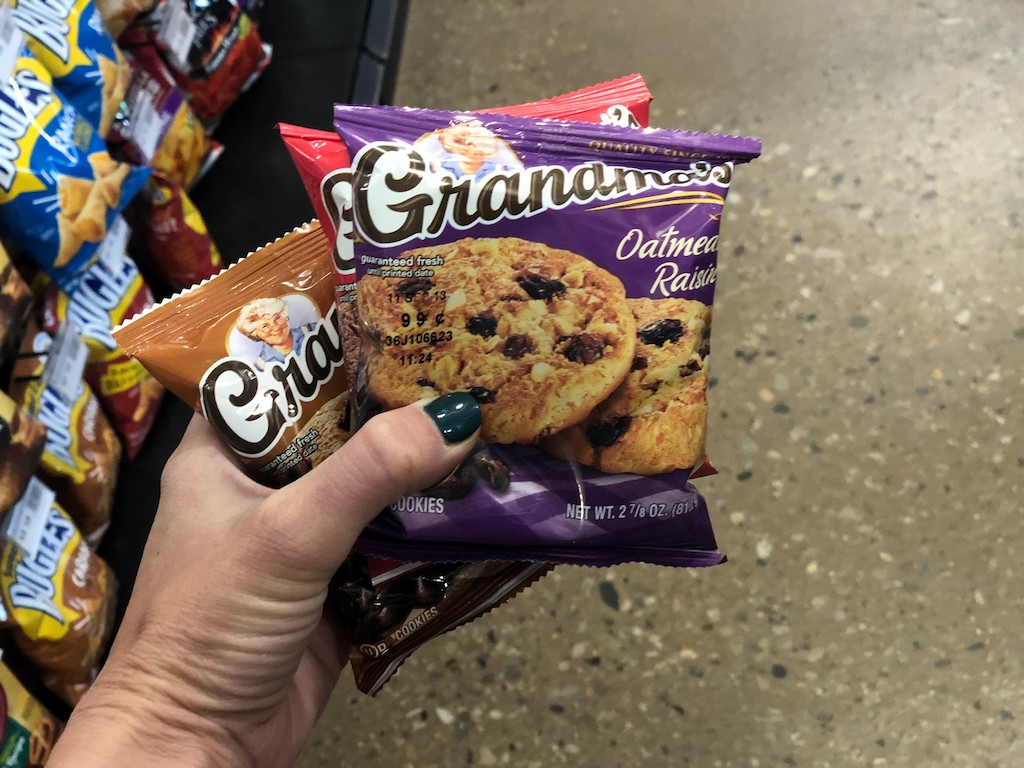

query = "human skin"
[{"left": 49, "top": 394, "right": 481, "bottom": 768}]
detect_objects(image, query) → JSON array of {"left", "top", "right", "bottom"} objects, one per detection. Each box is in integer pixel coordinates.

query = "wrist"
[{"left": 49, "top": 656, "right": 250, "bottom": 768}]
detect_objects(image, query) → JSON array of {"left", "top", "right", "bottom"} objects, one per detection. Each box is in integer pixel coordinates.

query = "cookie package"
[
  {"left": 333, "top": 105, "right": 760, "bottom": 567},
  {"left": 113, "top": 221, "right": 350, "bottom": 485},
  {"left": 0, "top": 45, "right": 149, "bottom": 294}
]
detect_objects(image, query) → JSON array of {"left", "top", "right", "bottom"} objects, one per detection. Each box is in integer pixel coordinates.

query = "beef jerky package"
[
  {"left": 0, "top": 242, "right": 33, "bottom": 364},
  {"left": 121, "top": 0, "right": 271, "bottom": 125},
  {"left": 9, "top": 0, "right": 131, "bottom": 138},
  {"left": 0, "top": 657, "right": 63, "bottom": 767},
  {"left": 0, "top": 41, "right": 149, "bottom": 294},
  {"left": 113, "top": 222, "right": 549, "bottom": 695},
  {"left": 332, "top": 554, "right": 550, "bottom": 696},
  {"left": 0, "top": 392, "right": 46, "bottom": 519},
  {"left": 8, "top": 322, "right": 122, "bottom": 547},
  {"left": 0, "top": 476, "right": 117, "bottom": 707},
  {"left": 129, "top": 171, "right": 223, "bottom": 290},
  {"left": 335, "top": 105, "right": 760, "bottom": 566},
  {"left": 39, "top": 219, "right": 164, "bottom": 459}
]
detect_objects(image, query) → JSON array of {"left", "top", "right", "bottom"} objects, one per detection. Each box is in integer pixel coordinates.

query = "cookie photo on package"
[{"left": 335, "top": 105, "right": 760, "bottom": 567}]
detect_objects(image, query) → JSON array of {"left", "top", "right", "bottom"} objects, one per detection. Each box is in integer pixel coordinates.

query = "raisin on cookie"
[
  {"left": 546, "top": 297, "right": 711, "bottom": 475},
  {"left": 357, "top": 237, "right": 636, "bottom": 444}
]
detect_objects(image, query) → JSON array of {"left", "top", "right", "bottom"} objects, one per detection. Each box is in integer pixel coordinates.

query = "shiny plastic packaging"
[{"left": 334, "top": 105, "right": 759, "bottom": 566}]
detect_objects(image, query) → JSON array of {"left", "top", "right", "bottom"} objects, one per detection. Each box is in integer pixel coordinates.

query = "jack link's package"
[{"left": 335, "top": 105, "right": 760, "bottom": 566}]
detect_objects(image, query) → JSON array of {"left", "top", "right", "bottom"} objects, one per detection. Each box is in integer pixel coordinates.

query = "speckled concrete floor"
[{"left": 297, "top": 1, "right": 1023, "bottom": 765}]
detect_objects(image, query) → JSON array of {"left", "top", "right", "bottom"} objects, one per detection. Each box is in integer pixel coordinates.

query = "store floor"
[{"left": 297, "top": 2, "right": 1023, "bottom": 766}]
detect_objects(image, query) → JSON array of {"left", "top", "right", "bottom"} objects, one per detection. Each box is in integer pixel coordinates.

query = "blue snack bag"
[
  {"left": 9, "top": 0, "right": 131, "bottom": 137},
  {"left": 0, "top": 48, "right": 149, "bottom": 292}
]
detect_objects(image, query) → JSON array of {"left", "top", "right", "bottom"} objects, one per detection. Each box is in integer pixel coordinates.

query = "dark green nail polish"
[{"left": 424, "top": 392, "right": 481, "bottom": 444}]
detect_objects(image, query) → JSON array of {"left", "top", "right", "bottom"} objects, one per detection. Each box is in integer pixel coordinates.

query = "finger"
[{"left": 263, "top": 392, "right": 481, "bottom": 575}]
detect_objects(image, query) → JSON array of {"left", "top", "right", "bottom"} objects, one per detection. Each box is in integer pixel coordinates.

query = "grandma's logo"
[
  {"left": 349, "top": 140, "right": 732, "bottom": 249},
  {"left": 200, "top": 298, "right": 344, "bottom": 458},
  {"left": 0, "top": 67, "right": 55, "bottom": 193}
]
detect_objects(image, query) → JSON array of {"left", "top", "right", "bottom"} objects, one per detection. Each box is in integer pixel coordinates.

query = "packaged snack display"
[
  {"left": 8, "top": 322, "right": 122, "bottom": 546},
  {"left": 0, "top": 242, "right": 33, "bottom": 362},
  {"left": 0, "top": 50, "right": 149, "bottom": 293},
  {"left": 121, "top": 40, "right": 221, "bottom": 187},
  {"left": 121, "top": 0, "right": 271, "bottom": 125},
  {"left": 113, "top": 222, "right": 350, "bottom": 485},
  {"left": 0, "top": 658, "right": 64, "bottom": 767},
  {"left": 9, "top": 0, "right": 131, "bottom": 137},
  {"left": 95, "top": 0, "right": 155, "bottom": 37},
  {"left": 0, "top": 477, "right": 117, "bottom": 707},
  {"left": 40, "top": 224, "right": 164, "bottom": 459},
  {"left": 130, "top": 171, "right": 222, "bottom": 289},
  {"left": 334, "top": 105, "right": 759, "bottom": 566},
  {"left": 107, "top": 51, "right": 184, "bottom": 169},
  {"left": 0, "top": 392, "right": 46, "bottom": 518}
]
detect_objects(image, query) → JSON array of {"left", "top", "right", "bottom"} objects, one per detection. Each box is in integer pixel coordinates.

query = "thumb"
[{"left": 265, "top": 392, "right": 481, "bottom": 575}]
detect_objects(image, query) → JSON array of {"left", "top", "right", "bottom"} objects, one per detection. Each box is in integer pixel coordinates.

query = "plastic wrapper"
[
  {"left": 9, "top": 0, "right": 131, "bottom": 138},
  {"left": 121, "top": 0, "right": 271, "bottom": 125},
  {"left": 0, "top": 242, "right": 33, "bottom": 363},
  {"left": 0, "top": 476, "right": 117, "bottom": 707},
  {"left": 0, "top": 658, "right": 64, "bottom": 767},
  {"left": 0, "top": 392, "right": 46, "bottom": 518},
  {"left": 335, "top": 105, "right": 760, "bottom": 567},
  {"left": 95, "top": 0, "right": 156, "bottom": 37},
  {"left": 0, "top": 48, "right": 149, "bottom": 293},
  {"left": 119, "top": 40, "right": 222, "bottom": 187},
  {"left": 40, "top": 222, "right": 163, "bottom": 459},
  {"left": 129, "top": 171, "right": 222, "bottom": 289},
  {"left": 113, "top": 222, "right": 549, "bottom": 696},
  {"left": 8, "top": 322, "right": 121, "bottom": 546},
  {"left": 113, "top": 222, "right": 351, "bottom": 484},
  {"left": 332, "top": 555, "right": 550, "bottom": 696},
  {"left": 106, "top": 49, "right": 184, "bottom": 169}
]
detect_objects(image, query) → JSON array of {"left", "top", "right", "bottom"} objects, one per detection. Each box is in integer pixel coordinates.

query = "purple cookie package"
[{"left": 333, "top": 105, "right": 760, "bottom": 568}]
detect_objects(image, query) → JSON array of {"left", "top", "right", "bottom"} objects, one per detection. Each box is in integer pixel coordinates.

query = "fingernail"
[{"left": 423, "top": 392, "right": 481, "bottom": 444}]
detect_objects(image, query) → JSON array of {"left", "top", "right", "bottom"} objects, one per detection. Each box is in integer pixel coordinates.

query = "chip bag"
[
  {"left": 8, "top": 321, "right": 122, "bottom": 546},
  {"left": 0, "top": 658, "right": 64, "bottom": 767},
  {"left": 0, "top": 391, "right": 46, "bottom": 518},
  {"left": 0, "top": 240, "right": 33, "bottom": 362},
  {"left": 334, "top": 105, "right": 760, "bottom": 566},
  {"left": 122, "top": 0, "right": 271, "bottom": 125},
  {"left": 0, "top": 49, "right": 149, "bottom": 293},
  {"left": 120, "top": 39, "right": 221, "bottom": 187},
  {"left": 95, "top": 0, "right": 155, "bottom": 37},
  {"left": 9, "top": 0, "right": 131, "bottom": 137},
  {"left": 0, "top": 476, "right": 117, "bottom": 707},
  {"left": 106, "top": 48, "right": 184, "bottom": 168},
  {"left": 40, "top": 223, "right": 164, "bottom": 459},
  {"left": 130, "top": 171, "right": 222, "bottom": 289}
]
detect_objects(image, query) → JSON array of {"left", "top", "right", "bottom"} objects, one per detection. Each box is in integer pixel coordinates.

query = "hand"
[{"left": 49, "top": 393, "right": 481, "bottom": 768}]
